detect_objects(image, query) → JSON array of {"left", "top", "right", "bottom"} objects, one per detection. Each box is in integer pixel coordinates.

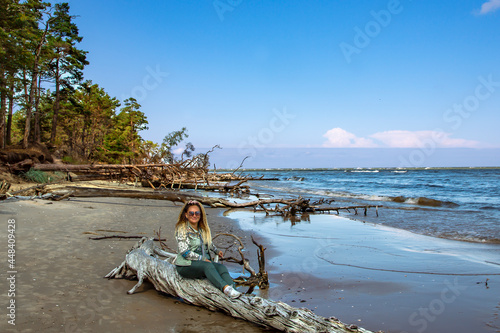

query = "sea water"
[{"left": 235, "top": 167, "right": 500, "bottom": 244}]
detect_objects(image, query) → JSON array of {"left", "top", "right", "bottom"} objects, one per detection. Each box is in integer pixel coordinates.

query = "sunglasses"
[{"left": 187, "top": 211, "right": 201, "bottom": 216}]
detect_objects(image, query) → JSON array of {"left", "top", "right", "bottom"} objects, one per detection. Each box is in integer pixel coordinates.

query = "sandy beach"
[
  {"left": 1, "top": 189, "right": 500, "bottom": 333},
  {"left": 2, "top": 1, "right": 499, "bottom": 332},
  {"left": 0, "top": 195, "right": 268, "bottom": 333}
]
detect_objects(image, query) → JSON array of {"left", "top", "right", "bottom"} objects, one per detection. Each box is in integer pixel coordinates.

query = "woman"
[{"left": 174, "top": 200, "right": 241, "bottom": 298}]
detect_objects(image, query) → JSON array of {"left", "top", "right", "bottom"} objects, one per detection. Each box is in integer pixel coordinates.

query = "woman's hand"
[{"left": 218, "top": 250, "right": 223, "bottom": 259}]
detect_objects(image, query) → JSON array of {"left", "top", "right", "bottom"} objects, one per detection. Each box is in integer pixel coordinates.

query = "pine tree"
[
  {"left": 103, "top": 98, "right": 148, "bottom": 163},
  {"left": 46, "top": 2, "right": 88, "bottom": 144}
]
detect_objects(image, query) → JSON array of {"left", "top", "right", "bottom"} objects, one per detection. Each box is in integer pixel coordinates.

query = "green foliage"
[
  {"left": 163, "top": 127, "right": 188, "bottom": 148},
  {"left": 160, "top": 127, "right": 195, "bottom": 163},
  {"left": 0, "top": 1, "right": 87, "bottom": 147},
  {"left": 22, "top": 168, "right": 49, "bottom": 183},
  {"left": 61, "top": 155, "right": 75, "bottom": 164},
  {"left": 50, "top": 171, "right": 66, "bottom": 181},
  {"left": 45, "top": 2, "right": 88, "bottom": 143},
  {"left": 10, "top": 111, "right": 25, "bottom": 144},
  {"left": 99, "top": 98, "right": 148, "bottom": 163},
  {"left": 139, "top": 140, "right": 161, "bottom": 163},
  {"left": 1, "top": 2, "right": 198, "bottom": 166},
  {"left": 21, "top": 169, "right": 66, "bottom": 183},
  {"left": 58, "top": 81, "right": 120, "bottom": 161}
]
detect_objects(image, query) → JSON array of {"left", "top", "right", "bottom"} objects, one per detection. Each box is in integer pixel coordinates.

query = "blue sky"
[{"left": 64, "top": 0, "right": 500, "bottom": 167}]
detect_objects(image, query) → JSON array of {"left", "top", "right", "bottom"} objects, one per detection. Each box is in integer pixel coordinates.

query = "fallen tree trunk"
[
  {"left": 31, "top": 163, "right": 173, "bottom": 171},
  {"left": 45, "top": 186, "right": 255, "bottom": 207},
  {"left": 44, "top": 187, "right": 381, "bottom": 217},
  {"left": 89, "top": 235, "right": 167, "bottom": 241},
  {"left": 47, "top": 187, "right": 296, "bottom": 208},
  {"left": 49, "top": 186, "right": 202, "bottom": 202},
  {"left": 146, "top": 181, "right": 251, "bottom": 194},
  {"left": 106, "top": 238, "right": 380, "bottom": 333}
]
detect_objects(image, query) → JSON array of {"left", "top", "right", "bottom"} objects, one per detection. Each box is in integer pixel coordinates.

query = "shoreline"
[
  {"left": 243, "top": 167, "right": 500, "bottom": 245},
  {"left": 217, "top": 166, "right": 500, "bottom": 172},
  {"left": 231, "top": 210, "right": 500, "bottom": 333}
]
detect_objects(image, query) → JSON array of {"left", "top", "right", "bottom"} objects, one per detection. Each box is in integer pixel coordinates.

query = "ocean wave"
[
  {"left": 435, "top": 233, "right": 500, "bottom": 244},
  {"left": 286, "top": 176, "right": 305, "bottom": 181},
  {"left": 480, "top": 205, "right": 498, "bottom": 210},
  {"left": 251, "top": 183, "right": 459, "bottom": 208},
  {"left": 253, "top": 184, "right": 359, "bottom": 200},
  {"left": 427, "top": 184, "right": 445, "bottom": 188},
  {"left": 391, "top": 196, "right": 459, "bottom": 207},
  {"left": 350, "top": 170, "right": 380, "bottom": 173}
]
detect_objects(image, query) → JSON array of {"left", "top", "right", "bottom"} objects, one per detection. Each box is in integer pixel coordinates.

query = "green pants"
[{"left": 176, "top": 261, "right": 234, "bottom": 291}]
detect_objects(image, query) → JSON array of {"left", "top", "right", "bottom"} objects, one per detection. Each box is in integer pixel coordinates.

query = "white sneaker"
[{"left": 223, "top": 285, "right": 241, "bottom": 299}]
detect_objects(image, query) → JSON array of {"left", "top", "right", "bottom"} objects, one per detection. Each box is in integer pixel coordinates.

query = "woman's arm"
[{"left": 210, "top": 243, "right": 223, "bottom": 259}]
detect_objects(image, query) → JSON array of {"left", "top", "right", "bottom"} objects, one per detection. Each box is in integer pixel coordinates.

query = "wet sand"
[
  {"left": 1, "top": 194, "right": 500, "bottom": 333},
  {"left": 233, "top": 211, "right": 500, "bottom": 333}
]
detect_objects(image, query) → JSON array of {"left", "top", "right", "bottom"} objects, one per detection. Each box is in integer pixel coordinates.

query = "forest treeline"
[{"left": 0, "top": 1, "right": 192, "bottom": 164}]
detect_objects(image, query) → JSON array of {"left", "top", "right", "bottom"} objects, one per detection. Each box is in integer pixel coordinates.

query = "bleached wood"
[
  {"left": 106, "top": 238, "right": 380, "bottom": 333},
  {"left": 46, "top": 187, "right": 380, "bottom": 217}
]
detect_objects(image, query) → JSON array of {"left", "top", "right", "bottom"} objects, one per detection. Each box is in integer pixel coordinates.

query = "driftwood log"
[
  {"left": 45, "top": 186, "right": 381, "bottom": 218},
  {"left": 106, "top": 238, "right": 379, "bottom": 333},
  {"left": 49, "top": 186, "right": 203, "bottom": 202}
]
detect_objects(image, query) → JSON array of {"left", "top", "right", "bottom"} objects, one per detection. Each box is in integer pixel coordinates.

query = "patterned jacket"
[{"left": 174, "top": 226, "right": 219, "bottom": 266}]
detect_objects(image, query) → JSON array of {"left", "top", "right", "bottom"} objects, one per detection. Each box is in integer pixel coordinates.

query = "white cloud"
[
  {"left": 322, "top": 128, "right": 482, "bottom": 148},
  {"left": 370, "top": 130, "right": 481, "bottom": 148},
  {"left": 478, "top": 0, "right": 500, "bottom": 14},
  {"left": 172, "top": 147, "right": 184, "bottom": 155},
  {"left": 322, "top": 128, "right": 377, "bottom": 148}
]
